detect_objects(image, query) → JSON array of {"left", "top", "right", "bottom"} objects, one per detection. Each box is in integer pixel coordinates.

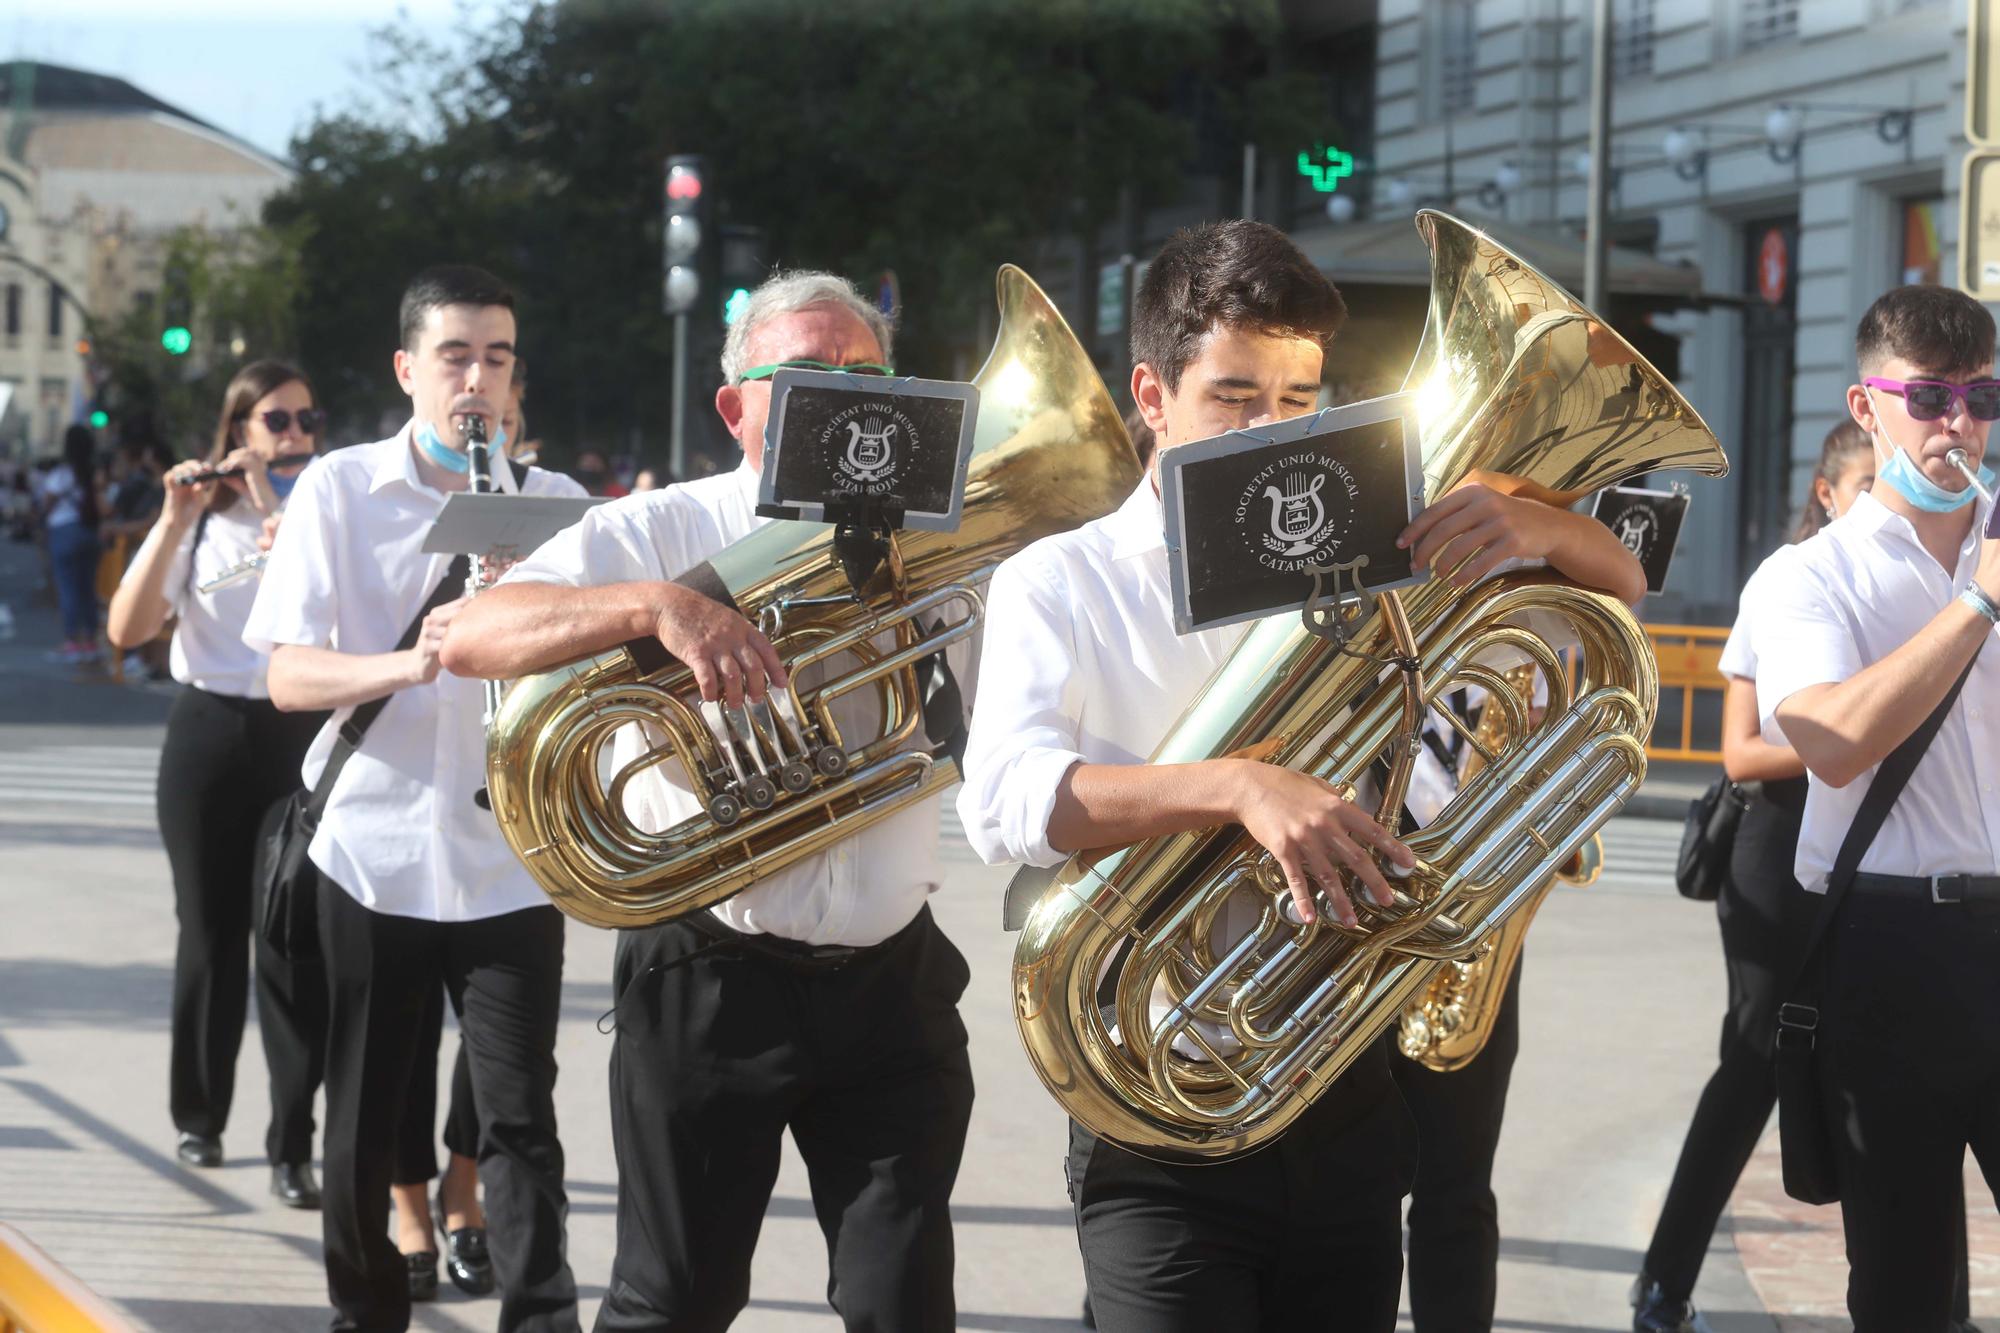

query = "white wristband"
[{"left": 1960, "top": 584, "right": 2000, "bottom": 625}]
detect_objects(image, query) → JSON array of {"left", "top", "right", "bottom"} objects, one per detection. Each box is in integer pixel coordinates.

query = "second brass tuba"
[
  {"left": 1011, "top": 211, "right": 1727, "bottom": 1160},
  {"left": 486, "top": 265, "right": 1139, "bottom": 929}
]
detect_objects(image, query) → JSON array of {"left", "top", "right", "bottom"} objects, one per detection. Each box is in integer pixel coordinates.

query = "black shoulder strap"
[
  {"left": 183, "top": 506, "right": 214, "bottom": 594},
  {"left": 306, "top": 553, "right": 471, "bottom": 818},
  {"left": 1779, "top": 644, "right": 1982, "bottom": 1028}
]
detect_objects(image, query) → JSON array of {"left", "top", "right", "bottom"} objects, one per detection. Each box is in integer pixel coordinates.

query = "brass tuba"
[
  {"left": 1010, "top": 211, "right": 1727, "bottom": 1160},
  {"left": 487, "top": 265, "right": 1139, "bottom": 929},
  {"left": 1394, "top": 664, "right": 1603, "bottom": 1073}
]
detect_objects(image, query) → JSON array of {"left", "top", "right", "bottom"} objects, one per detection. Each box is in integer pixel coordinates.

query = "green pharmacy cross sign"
[{"left": 1297, "top": 145, "right": 1355, "bottom": 194}]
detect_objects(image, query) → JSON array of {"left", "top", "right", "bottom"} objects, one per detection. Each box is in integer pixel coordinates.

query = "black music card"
[
  {"left": 1591, "top": 485, "right": 1689, "bottom": 595},
  {"left": 1159, "top": 394, "right": 1428, "bottom": 635},
  {"left": 757, "top": 369, "right": 979, "bottom": 532}
]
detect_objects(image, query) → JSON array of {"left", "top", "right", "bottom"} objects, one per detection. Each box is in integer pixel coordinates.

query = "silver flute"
[{"left": 196, "top": 552, "right": 268, "bottom": 595}]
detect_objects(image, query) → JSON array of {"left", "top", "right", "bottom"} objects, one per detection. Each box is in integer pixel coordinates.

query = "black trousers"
[
  {"left": 1644, "top": 782, "right": 1974, "bottom": 1317},
  {"left": 1068, "top": 1039, "right": 1416, "bottom": 1333},
  {"left": 1819, "top": 887, "right": 2000, "bottom": 1330},
  {"left": 156, "top": 685, "right": 327, "bottom": 1164},
  {"left": 1386, "top": 954, "right": 1522, "bottom": 1332},
  {"left": 595, "top": 905, "right": 974, "bottom": 1333},
  {"left": 391, "top": 985, "right": 480, "bottom": 1186},
  {"left": 319, "top": 883, "right": 577, "bottom": 1333}
]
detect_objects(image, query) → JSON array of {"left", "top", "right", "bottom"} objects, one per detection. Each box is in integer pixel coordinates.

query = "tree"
[
  {"left": 265, "top": 0, "right": 1330, "bottom": 469},
  {"left": 85, "top": 222, "right": 308, "bottom": 458}
]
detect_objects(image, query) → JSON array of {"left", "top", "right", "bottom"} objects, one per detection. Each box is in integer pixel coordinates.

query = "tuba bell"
[
  {"left": 486, "top": 265, "right": 1140, "bottom": 929},
  {"left": 1010, "top": 210, "right": 1727, "bottom": 1160}
]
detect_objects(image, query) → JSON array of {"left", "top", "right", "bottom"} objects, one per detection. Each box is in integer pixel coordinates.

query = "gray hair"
[{"left": 719, "top": 269, "right": 895, "bottom": 385}]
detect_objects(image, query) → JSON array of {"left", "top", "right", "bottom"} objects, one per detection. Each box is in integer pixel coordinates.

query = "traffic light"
[
  {"left": 662, "top": 154, "right": 708, "bottom": 318},
  {"left": 88, "top": 410, "right": 108, "bottom": 429},
  {"left": 162, "top": 260, "right": 193, "bottom": 356},
  {"left": 719, "top": 225, "right": 766, "bottom": 326}
]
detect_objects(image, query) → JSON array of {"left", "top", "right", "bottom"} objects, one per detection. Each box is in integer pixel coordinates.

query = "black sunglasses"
[{"left": 242, "top": 407, "right": 325, "bottom": 436}]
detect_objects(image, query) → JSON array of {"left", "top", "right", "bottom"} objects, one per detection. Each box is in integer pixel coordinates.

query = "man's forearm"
[
  {"left": 1776, "top": 602, "right": 1989, "bottom": 787},
  {"left": 1046, "top": 759, "right": 1244, "bottom": 854},
  {"left": 268, "top": 643, "right": 420, "bottom": 713},
  {"left": 441, "top": 581, "right": 662, "bottom": 679}
]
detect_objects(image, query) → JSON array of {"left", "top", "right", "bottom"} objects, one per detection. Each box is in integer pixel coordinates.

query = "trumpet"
[
  {"left": 1948, "top": 448, "right": 1994, "bottom": 506},
  {"left": 196, "top": 552, "right": 268, "bottom": 595}
]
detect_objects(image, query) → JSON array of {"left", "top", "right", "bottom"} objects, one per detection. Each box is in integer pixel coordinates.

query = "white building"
[
  {"left": 0, "top": 61, "right": 292, "bottom": 458},
  {"left": 1365, "top": 0, "right": 1965, "bottom": 619}
]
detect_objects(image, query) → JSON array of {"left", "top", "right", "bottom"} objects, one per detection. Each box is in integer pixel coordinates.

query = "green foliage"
[
  {"left": 86, "top": 222, "right": 307, "bottom": 458},
  {"left": 265, "top": 0, "right": 1328, "bottom": 466}
]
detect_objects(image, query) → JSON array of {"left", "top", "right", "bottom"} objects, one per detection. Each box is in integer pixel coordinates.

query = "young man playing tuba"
[{"left": 956, "top": 219, "right": 1644, "bottom": 1332}]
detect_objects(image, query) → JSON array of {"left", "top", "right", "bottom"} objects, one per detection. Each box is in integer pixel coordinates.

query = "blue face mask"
[
  {"left": 415, "top": 420, "right": 508, "bottom": 475},
  {"left": 268, "top": 466, "right": 306, "bottom": 501},
  {"left": 1865, "top": 388, "right": 1991, "bottom": 513}
]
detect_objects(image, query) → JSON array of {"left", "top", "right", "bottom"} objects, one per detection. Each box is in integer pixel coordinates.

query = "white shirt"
[
  {"left": 41, "top": 466, "right": 85, "bottom": 529},
  {"left": 501, "top": 458, "right": 974, "bottom": 947},
  {"left": 956, "top": 479, "right": 1253, "bottom": 869},
  {"left": 242, "top": 426, "right": 587, "bottom": 922},
  {"left": 1718, "top": 545, "right": 1799, "bottom": 684},
  {"left": 120, "top": 499, "right": 278, "bottom": 697},
  {"left": 1755, "top": 489, "right": 2000, "bottom": 893}
]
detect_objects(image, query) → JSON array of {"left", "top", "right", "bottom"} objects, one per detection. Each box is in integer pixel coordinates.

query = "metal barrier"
[
  {"left": 1643, "top": 623, "right": 1729, "bottom": 763},
  {"left": 0, "top": 1223, "right": 133, "bottom": 1333}
]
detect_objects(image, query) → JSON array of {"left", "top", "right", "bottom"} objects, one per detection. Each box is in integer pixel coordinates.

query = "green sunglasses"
[{"left": 736, "top": 358, "right": 896, "bottom": 384}]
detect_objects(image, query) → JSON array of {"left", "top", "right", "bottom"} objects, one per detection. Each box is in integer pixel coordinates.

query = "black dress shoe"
[
  {"left": 175, "top": 1132, "right": 222, "bottom": 1168},
  {"left": 1630, "top": 1274, "right": 1714, "bottom": 1333},
  {"left": 405, "top": 1250, "right": 439, "bottom": 1303},
  {"left": 269, "top": 1162, "right": 320, "bottom": 1209},
  {"left": 435, "top": 1182, "right": 495, "bottom": 1297}
]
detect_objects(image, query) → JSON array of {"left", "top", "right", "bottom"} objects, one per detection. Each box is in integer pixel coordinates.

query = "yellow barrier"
[
  {"left": 1644, "top": 623, "right": 1730, "bottom": 763},
  {"left": 0, "top": 1224, "right": 133, "bottom": 1333}
]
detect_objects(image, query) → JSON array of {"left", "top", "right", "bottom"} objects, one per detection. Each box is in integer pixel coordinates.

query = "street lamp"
[
  {"left": 1764, "top": 104, "right": 1804, "bottom": 164},
  {"left": 1325, "top": 193, "right": 1357, "bottom": 224},
  {"left": 1662, "top": 127, "right": 1707, "bottom": 182},
  {"left": 1385, "top": 178, "right": 1416, "bottom": 210}
]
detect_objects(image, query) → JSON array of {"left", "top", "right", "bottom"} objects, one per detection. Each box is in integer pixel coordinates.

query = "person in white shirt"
[
  {"left": 106, "top": 359, "right": 329, "bottom": 1206},
  {"left": 244, "top": 265, "right": 586, "bottom": 1333},
  {"left": 1756, "top": 284, "right": 2000, "bottom": 1329},
  {"left": 957, "top": 220, "right": 1645, "bottom": 1333},
  {"left": 444, "top": 271, "right": 977, "bottom": 1332}
]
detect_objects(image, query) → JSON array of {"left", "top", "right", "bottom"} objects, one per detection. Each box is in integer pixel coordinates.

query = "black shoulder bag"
[
  {"left": 1773, "top": 648, "right": 1980, "bottom": 1204},
  {"left": 254, "top": 554, "right": 470, "bottom": 959},
  {"left": 1674, "top": 776, "right": 1753, "bottom": 901}
]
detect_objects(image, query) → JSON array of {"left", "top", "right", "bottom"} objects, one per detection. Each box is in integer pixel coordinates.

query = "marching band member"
[
  {"left": 443, "top": 271, "right": 979, "bottom": 1333},
  {"left": 244, "top": 265, "right": 586, "bottom": 1333},
  {"left": 107, "top": 360, "right": 328, "bottom": 1204},
  {"left": 957, "top": 219, "right": 1643, "bottom": 1332}
]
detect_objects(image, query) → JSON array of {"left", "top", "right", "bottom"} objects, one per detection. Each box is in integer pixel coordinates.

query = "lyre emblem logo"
[
  {"left": 840, "top": 417, "right": 898, "bottom": 483},
  {"left": 1610, "top": 505, "right": 1655, "bottom": 558},
  {"left": 1262, "top": 472, "right": 1330, "bottom": 556}
]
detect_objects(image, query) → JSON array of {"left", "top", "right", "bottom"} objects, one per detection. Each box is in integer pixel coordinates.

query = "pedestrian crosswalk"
[
  {"left": 1592, "top": 815, "right": 1683, "bottom": 896},
  {"left": 0, "top": 742, "right": 158, "bottom": 815}
]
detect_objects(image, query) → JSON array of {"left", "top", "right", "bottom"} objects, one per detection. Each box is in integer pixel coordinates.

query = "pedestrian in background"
[{"left": 42, "top": 424, "right": 103, "bottom": 664}]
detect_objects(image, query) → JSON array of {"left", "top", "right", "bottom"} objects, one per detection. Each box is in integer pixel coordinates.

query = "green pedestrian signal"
[
  {"left": 723, "top": 287, "right": 752, "bottom": 326},
  {"left": 161, "top": 326, "right": 192, "bottom": 355},
  {"left": 88, "top": 410, "right": 109, "bottom": 429}
]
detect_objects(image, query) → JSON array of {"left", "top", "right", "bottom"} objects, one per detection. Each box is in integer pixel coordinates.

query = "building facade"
[
  {"left": 0, "top": 61, "right": 292, "bottom": 458},
  {"left": 1364, "top": 0, "right": 1965, "bottom": 621}
]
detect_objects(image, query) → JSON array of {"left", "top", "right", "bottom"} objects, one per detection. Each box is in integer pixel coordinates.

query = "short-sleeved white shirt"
[
  {"left": 242, "top": 425, "right": 587, "bottom": 922},
  {"left": 501, "top": 459, "right": 975, "bottom": 947},
  {"left": 121, "top": 498, "right": 279, "bottom": 697},
  {"left": 1716, "top": 543, "right": 1802, "bottom": 684},
  {"left": 1754, "top": 490, "right": 2000, "bottom": 893}
]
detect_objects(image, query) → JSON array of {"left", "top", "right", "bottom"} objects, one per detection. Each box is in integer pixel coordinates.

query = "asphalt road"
[{"left": 2, "top": 533, "right": 1991, "bottom": 1332}]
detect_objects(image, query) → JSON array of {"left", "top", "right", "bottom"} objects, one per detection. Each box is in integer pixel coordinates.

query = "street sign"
[
  {"left": 1971, "top": 0, "right": 2000, "bottom": 148},
  {"left": 1961, "top": 151, "right": 2000, "bottom": 300},
  {"left": 1096, "top": 260, "right": 1126, "bottom": 340}
]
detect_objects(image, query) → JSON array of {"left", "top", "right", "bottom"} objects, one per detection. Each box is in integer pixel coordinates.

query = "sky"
[{"left": 4, "top": 0, "right": 476, "bottom": 160}]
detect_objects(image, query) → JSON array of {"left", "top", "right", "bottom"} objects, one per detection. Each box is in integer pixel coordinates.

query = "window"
[
  {"left": 1437, "top": 0, "right": 1477, "bottom": 118},
  {"left": 3, "top": 284, "right": 18, "bottom": 337},
  {"left": 1611, "top": 0, "right": 1655, "bottom": 78},
  {"left": 46, "top": 282, "right": 62, "bottom": 339},
  {"left": 1740, "top": 0, "right": 1799, "bottom": 51},
  {"left": 1901, "top": 197, "right": 1943, "bottom": 285}
]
